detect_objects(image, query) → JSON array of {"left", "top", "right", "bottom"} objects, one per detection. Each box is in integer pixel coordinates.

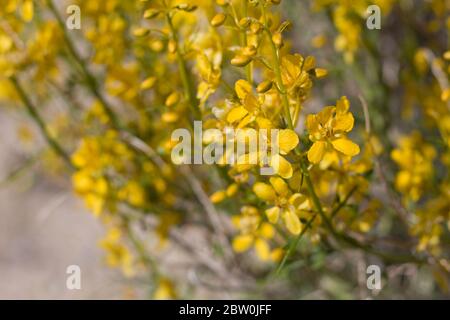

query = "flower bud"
[
  {"left": 272, "top": 32, "right": 283, "bottom": 47},
  {"left": 231, "top": 54, "right": 252, "bottom": 67},
  {"left": 210, "top": 190, "right": 227, "bottom": 203},
  {"left": 168, "top": 39, "right": 177, "bottom": 54},
  {"left": 257, "top": 80, "right": 273, "bottom": 93},
  {"left": 239, "top": 17, "right": 251, "bottom": 28},
  {"left": 140, "top": 77, "right": 157, "bottom": 90},
  {"left": 162, "top": 112, "right": 179, "bottom": 123},
  {"left": 226, "top": 183, "right": 239, "bottom": 197},
  {"left": 176, "top": 4, "right": 197, "bottom": 12},
  {"left": 250, "top": 22, "right": 262, "bottom": 34},
  {"left": 211, "top": 13, "right": 227, "bottom": 27},
  {"left": 150, "top": 39, "right": 164, "bottom": 52},
  {"left": 143, "top": 9, "right": 160, "bottom": 19},
  {"left": 165, "top": 92, "right": 180, "bottom": 107},
  {"left": 133, "top": 27, "right": 150, "bottom": 37},
  {"left": 242, "top": 45, "right": 257, "bottom": 57}
]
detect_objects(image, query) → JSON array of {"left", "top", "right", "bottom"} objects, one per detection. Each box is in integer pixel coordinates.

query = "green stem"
[
  {"left": 261, "top": 5, "right": 292, "bottom": 129},
  {"left": 165, "top": 13, "right": 201, "bottom": 120},
  {"left": 331, "top": 185, "right": 357, "bottom": 220},
  {"left": 241, "top": 1, "right": 253, "bottom": 84},
  {"left": 276, "top": 184, "right": 357, "bottom": 274},
  {"left": 276, "top": 213, "right": 318, "bottom": 274},
  {"left": 10, "top": 77, "right": 74, "bottom": 169},
  {"left": 260, "top": 1, "right": 333, "bottom": 238},
  {"left": 47, "top": 0, "right": 121, "bottom": 130}
]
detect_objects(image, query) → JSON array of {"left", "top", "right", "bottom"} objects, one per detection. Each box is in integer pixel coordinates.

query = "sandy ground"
[{"left": 0, "top": 112, "right": 124, "bottom": 299}]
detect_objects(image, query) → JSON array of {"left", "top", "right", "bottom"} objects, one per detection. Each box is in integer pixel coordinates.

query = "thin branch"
[
  {"left": 276, "top": 213, "right": 318, "bottom": 274},
  {"left": 10, "top": 76, "right": 74, "bottom": 169},
  {"left": 47, "top": 0, "right": 121, "bottom": 129},
  {"left": 179, "top": 166, "right": 235, "bottom": 262},
  {"left": 359, "top": 94, "right": 411, "bottom": 225},
  {"left": 122, "top": 133, "right": 235, "bottom": 263},
  {"left": 422, "top": 48, "right": 450, "bottom": 110},
  {"left": 331, "top": 185, "right": 358, "bottom": 220},
  {"left": 165, "top": 11, "right": 201, "bottom": 119}
]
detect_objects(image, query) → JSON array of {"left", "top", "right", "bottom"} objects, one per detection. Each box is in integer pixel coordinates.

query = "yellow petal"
[
  {"left": 265, "top": 206, "right": 280, "bottom": 223},
  {"left": 237, "top": 114, "right": 254, "bottom": 128},
  {"left": 243, "top": 93, "right": 259, "bottom": 112},
  {"left": 235, "top": 79, "right": 252, "bottom": 100},
  {"left": 269, "top": 176, "right": 289, "bottom": 197},
  {"left": 303, "top": 56, "right": 315, "bottom": 70},
  {"left": 256, "top": 117, "right": 273, "bottom": 129},
  {"left": 317, "top": 106, "right": 334, "bottom": 124},
  {"left": 253, "top": 182, "right": 276, "bottom": 202},
  {"left": 333, "top": 112, "right": 354, "bottom": 132},
  {"left": 314, "top": 68, "right": 328, "bottom": 78},
  {"left": 306, "top": 114, "right": 319, "bottom": 133},
  {"left": 283, "top": 209, "right": 301, "bottom": 235},
  {"left": 336, "top": 96, "right": 350, "bottom": 114},
  {"left": 270, "top": 154, "right": 294, "bottom": 179},
  {"left": 331, "top": 138, "right": 360, "bottom": 157},
  {"left": 227, "top": 106, "right": 248, "bottom": 123},
  {"left": 270, "top": 248, "right": 284, "bottom": 262},
  {"left": 307, "top": 141, "right": 327, "bottom": 164},
  {"left": 232, "top": 234, "right": 254, "bottom": 252},
  {"left": 260, "top": 223, "right": 275, "bottom": 239},
  {"left": 254, "top": 239, "right": 271, "bottom": 261},
  {"left": 289, "top": 193, "right": 309, "bottom": 210},
  {"left": 278, "top": 129, "right": 299, "bottom": 154}
]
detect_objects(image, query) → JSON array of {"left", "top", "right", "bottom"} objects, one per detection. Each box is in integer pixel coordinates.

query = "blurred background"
[{"left": 0, "top": 112, "right": 126, "bottom": 299}]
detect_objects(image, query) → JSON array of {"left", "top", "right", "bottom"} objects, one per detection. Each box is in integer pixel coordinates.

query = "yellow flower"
[
  {"left": 231, "top": 206, "right": 278, "bottom": 261},
  {"left": 99, "top": 227, "right": 134, "bottom": 277},
  {"left": 220, "top": 79, "right": 300, "bottom": 178},
  {"left": 306, "top": 96, "right": 360, "bottom": 165},
  {"left": 2, "top": 0, "right": 34, "bottom": 22},
  {"left": 226, "top": 79, "right": 269, "bottom": 129},
  {"left": 391, "top": 131, "right": 436, "bottom": 202},
  {"left": 280, "top": 54, "right": 318, "bottom": 102},
  {"left": 118, "top": 181, "right": 147, "bottom": 208},
  {"left": 154, "top": 278, "right": 177, "bottom": 300},
  {"left": 253, "top": 177, "right": 311, "bottom": 235}
]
